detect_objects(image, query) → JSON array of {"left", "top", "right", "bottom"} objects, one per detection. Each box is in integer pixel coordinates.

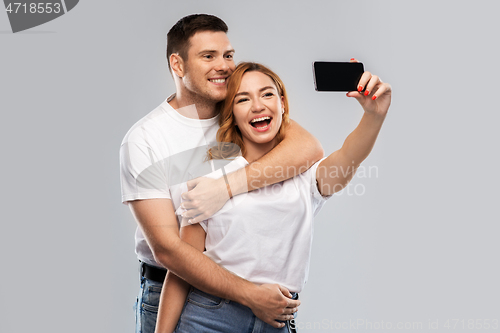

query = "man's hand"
[
  {"left": 246, "top": 284, "right": 300, "bottom": 329},
  {"left": 181, "top": 177, "right": 230, "bottom": 224}
]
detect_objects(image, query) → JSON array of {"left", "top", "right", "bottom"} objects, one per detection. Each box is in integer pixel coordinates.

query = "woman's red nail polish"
[
  {"left": 350, "top": 58, "right": 355, "bottom": 61},
  {"left": 364, "top": 90, "right": 369, "bottom": 96},
  {"left": 372, "top": 95, "right": 377, "bottom": 100},
  {"left": 358, "top": 85, "right": 363, "bottom": 92}
]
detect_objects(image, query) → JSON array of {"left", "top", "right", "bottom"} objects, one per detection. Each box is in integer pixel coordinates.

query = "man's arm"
[
  {"left": 181, "top": 120, "right": 324, "bottom": 223},
  {"left": 129, "top": 198, "right": 299, "bottom": 329}
]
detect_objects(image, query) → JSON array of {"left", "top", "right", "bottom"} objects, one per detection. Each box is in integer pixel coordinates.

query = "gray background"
[{"left": 1, "top": 0, "right": 499, "bottom": 332}]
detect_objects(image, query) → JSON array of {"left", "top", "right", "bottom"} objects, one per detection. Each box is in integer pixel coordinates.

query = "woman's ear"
[
  {"left": 281, "top": 96, "right": 285, "bottom": 114},
  {"left": 170, "top": 54, "right": 184, "bottom": 78}
]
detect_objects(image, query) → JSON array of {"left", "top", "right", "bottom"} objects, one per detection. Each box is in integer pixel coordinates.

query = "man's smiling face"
[{"left": 182, "top": 30, "right": 236, "bottom": 103}]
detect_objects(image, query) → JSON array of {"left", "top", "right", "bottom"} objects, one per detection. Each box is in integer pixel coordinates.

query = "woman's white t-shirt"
[{"left": 182, "top": 156, "right": 332, "bottom": 293}]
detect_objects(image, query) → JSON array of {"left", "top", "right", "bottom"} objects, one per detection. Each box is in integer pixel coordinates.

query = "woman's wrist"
[{"left": 362, "top": 109, "right": 387, "bottom": 125}]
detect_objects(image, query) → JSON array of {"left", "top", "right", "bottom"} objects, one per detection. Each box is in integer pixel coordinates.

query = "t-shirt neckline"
[{"left": 161, "top": 94, "right": 219, "bottom": 128}]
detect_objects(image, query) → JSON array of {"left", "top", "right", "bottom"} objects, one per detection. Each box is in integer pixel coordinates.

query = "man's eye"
[
  {"left": 225, "top": 54, "right": 234, "bottom": 59},
  {"left": 203, "top": 54, "right": 213, "bottom": 59}
]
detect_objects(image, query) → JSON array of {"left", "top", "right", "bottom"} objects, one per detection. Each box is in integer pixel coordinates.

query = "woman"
[{"left": 156, "top": 61, "right": 391, "bottom": 333}]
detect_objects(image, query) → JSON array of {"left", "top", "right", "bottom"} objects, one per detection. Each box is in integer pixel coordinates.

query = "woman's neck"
[{"left": 242, "top": 137, "right": 278, "bottom": 163}]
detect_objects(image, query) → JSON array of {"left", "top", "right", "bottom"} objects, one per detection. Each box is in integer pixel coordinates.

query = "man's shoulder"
[{"left": 121, "top": 97, "right": 176, "bottom": 146}]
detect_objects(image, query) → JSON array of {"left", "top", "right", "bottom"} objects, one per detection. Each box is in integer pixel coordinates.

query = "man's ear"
[{"left": 170, "top": 53, "right": 184, "bottom": 78}]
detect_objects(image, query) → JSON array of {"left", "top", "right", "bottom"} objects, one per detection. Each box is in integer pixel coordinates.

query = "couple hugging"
[{"left": 120, "top": 14, "right": 391, "bottom": 333}]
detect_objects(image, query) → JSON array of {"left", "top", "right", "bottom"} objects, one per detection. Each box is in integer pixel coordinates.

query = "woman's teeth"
[
  {"left": 250, "top": 116, "right": 271, "bottom": 124},
  {"left": 250, "top": 116, "right": 271, "bottom": 128}
]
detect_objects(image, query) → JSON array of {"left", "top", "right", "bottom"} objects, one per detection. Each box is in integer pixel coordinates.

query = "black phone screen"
[{"left": 313, "top": 62, "right": 364, "bottom": 92}]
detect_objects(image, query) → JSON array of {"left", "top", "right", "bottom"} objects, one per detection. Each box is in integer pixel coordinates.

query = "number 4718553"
[{"left": 5, "top": 3, "right": 62, "bottom": 14}]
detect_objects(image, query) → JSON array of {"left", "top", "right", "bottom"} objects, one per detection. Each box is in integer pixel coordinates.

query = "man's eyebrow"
[
  {"left": 197, "top": 49, "right": 217, "bottom": 55},
  {"left": 196, "top": 49, "right": 235, "bottom": 55},
  {"left": 235, "top": 86, "right": 276, "bottom": 97}
]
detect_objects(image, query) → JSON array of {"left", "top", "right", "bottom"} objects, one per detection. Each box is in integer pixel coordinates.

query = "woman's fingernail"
[
  {"left": 358, "top": 85, "right": 363, "bottom": 92},
  {"left": 350, "top": 58, "right": 355, "bottom": 61},
  {"left": 372, "top": 95, "right": 377, "bottom": 100},
  {"left": 364, "top": 90, "right": 370, "bottom": 96}
]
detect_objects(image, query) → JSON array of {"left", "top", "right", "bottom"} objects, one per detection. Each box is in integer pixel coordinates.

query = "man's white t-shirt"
[
  {"left": 120, "top": 95, "right": 220, "bottom": 267},
  {"left": 182, "top": 156, "right": 331, "bottom": 293}
]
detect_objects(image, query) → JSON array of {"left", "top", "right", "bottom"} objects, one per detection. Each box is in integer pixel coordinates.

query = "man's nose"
[{"left": 214, "top": 56, "right": 230, "bottom": 72}]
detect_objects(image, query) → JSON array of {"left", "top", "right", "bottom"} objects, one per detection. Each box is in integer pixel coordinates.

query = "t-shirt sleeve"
[
  {"left": 306, "top": 158, "right": 333, "bottom": 216},
  {"left": 120, "top": 141, "right": 171, "bottom": 203},
  {"left": 175, "top": 182, "right": 208, "bottom": 231}
]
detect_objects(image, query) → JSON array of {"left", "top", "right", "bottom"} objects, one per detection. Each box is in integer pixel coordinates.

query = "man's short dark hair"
[{"left": 166, "top": 14, "right": 228, "bottom": 70}]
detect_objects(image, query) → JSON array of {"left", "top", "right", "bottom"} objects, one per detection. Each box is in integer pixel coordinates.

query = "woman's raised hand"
[{"left": 346, "top": 58, "right": 392, "bottom": 117}]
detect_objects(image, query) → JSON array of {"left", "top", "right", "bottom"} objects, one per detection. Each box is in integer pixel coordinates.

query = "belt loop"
[{"left": 140, "top": 261, "right": 145, "bottom": 277}]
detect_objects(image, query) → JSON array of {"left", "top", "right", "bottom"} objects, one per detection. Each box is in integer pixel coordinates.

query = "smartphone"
[{"left": 313, "top": 61, "right": 364, "bottom": 92}]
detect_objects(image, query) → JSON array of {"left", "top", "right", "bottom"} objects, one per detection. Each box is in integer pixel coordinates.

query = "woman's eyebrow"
[
  {"left": 259, "top": 86, "right": 275, "bottom": 92},
  {"left": 235, "top": 86, "right": 275, "bottom": 97}
]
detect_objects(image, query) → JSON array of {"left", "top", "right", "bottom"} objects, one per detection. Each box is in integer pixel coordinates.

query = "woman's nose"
[{"left": 250, "top": 99, "right": 265, "bottom": 112}]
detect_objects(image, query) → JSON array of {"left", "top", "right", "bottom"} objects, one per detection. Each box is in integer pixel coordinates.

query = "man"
[{"left": 120, "top": 14, "right": 323, "bottom": 333}]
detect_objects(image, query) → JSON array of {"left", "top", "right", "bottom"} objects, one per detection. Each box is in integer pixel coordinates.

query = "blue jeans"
[
  {"left": 134, "top": 276, "right": 162, "bottom": 333},
  {"left": 174, "top": 287, "right": 297, "bottom": 333}
]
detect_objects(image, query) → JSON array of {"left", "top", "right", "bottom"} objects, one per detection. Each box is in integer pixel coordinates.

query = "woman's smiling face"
[{"left": 232, "top": 71, "right": 284, "bottom": 153}]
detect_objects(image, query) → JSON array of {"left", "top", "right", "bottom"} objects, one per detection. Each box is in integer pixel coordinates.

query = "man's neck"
[{"left": 169, "top": 90, "right": 218, "bottom": 120}]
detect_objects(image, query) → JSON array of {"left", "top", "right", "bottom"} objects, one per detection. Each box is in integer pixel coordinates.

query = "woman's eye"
[
  {"left": 236, "top": 98, "right": 248, "bottom": 103},
  {"left": 263, "top": 92, "right": 274, "bottom": 97}
]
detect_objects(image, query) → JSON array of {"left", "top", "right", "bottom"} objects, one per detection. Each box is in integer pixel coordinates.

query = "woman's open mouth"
[{"left": 249, "top": 116, "right": 272, "bottom": 131}]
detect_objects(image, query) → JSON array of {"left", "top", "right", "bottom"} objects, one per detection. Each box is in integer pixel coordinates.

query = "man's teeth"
[
  {"left": 250, "top": 116, "right": 271, "bottom": 123},
  {"left": 210, "top": 78, "right": 225, "bottom": 83}
]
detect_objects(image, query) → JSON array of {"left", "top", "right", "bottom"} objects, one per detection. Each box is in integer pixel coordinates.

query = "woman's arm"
[
  {"left": 154, "top": 221, "right": 207, "bottom": 333},
  {"left": 317, "top": 66, "right": 392, "bottom": 196}
]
